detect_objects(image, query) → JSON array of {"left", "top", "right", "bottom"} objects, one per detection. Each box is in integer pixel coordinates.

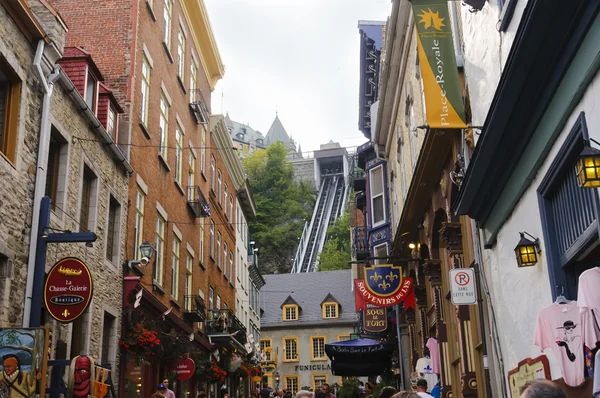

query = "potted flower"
[{"left": 119, "top": 323, "right": 160, "bottom": 358}]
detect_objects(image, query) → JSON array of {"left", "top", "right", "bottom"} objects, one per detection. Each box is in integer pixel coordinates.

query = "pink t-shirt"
[
  {"left": 425, "top": 338, "right": 440, "bottom": 375},
  {"left": 534, "top": 302, "right": 599, "bottom": 387},
  {"left": 578, "top": 268, "right": 600, "bottom": 326}
]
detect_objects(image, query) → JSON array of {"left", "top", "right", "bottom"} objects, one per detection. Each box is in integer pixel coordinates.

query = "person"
[
  {"left": 0, "top": 354, "right": 36, "bottom": 398},
  {"left": 155, "top": 384, "right": 168, "bottom": 398},
  {"left": 391, "top": 393, "right": 420, "bottom": 398},
  {"left": 429, "top": 382, "right": 440, "bottom": 398},
  {"left": 295, "top": 391, "right": 312, "bottom": 398},
  {"left": 283, "top": 390, "right": 292, "bottom": 398},
  {"left": 260, "top": 388, "right": 271, "bottom": 398},
  {"left": 519, "top": 380, "right": 567, "bottom": 398},
  {"left": 379, "top": 386, "right": 396, "bottom": 398},
  {"left": 223, "top": 394, "right": 230, "bottom": 398},
  {"left": 358, "top": 382, "right": 365, "bottom": 396},
  {"left": 162, "top": 379, "right": 175, "bottom": 398},
  {"left": 415, "top": 380, "right": 433, "bottom": 398},
  {"left": 321, "top": 384, "right": 335, "bottom": 398}
]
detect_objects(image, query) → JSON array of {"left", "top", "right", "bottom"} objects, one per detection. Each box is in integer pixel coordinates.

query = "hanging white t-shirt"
[
  {"left": 415, "top": 357, "right": 438, "bottom": 391},
  {"left": 578, "top": 268, "right": 600, "bottom": 326},
  {"left": 425, "top": 338, "right": 440, "bottom": 374},
  {"left": 534, "top": 301, "right": 599, "bottom": 387}
]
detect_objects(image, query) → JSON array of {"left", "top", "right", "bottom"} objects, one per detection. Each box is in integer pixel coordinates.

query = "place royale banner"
[
  {"left": 355, "top": 264, "right": 413, "bottom": 307},
  {"left": 412, "top": 0, "right": 467, "bottom": 128}
]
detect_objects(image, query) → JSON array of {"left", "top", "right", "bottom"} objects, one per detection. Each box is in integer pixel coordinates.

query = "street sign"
[{"left": 449, "top": 268, "right": 476, "bottom": 305}]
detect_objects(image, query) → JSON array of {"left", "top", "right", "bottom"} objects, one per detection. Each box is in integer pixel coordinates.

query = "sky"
[{"left": 204, "top": 0, "right": 392, "bottom": 155}]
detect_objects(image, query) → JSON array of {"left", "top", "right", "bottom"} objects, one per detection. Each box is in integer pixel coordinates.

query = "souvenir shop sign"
[
  {"left": 356, "top": 264, "right": 413, "bottom": 307},
  {"left": 449, "top": 268, "right": 476, "bottom": 305},
  {"left": 173, "top": 358, "right": 195, "bottom": 381},
  {"left": 44, "top": 257, "right": 93, "bottom": 323},
  {"left": 363, "top": 304, "right": 387, "bottom": 333},
  {"left": 507, "top": 356, "right": 550, "bottom": 398}
]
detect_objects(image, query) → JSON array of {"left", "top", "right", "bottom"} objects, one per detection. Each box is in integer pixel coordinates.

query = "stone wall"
[{"left": 291, "top": 158, "right": 316, "bottom": 190}]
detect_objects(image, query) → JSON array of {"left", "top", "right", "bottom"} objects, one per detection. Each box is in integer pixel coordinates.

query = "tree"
[
  {"left": 243, "top": 142, "right": 315, "bottom": 274},
  {"left": 317, "top": 211, "right": 351, "bottom": 271}
]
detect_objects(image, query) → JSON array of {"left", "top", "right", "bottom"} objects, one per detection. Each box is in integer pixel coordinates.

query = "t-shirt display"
[
  {"left": 415, "top": 356, "right": 438, "bottom": 392},
  {"left": 578, "top": 268, "right": 600, "bottom": 326},
  {"left": 534, "top": 301, "right": 600, "bottom": 386},
  {"left": 425, "top": 338, "right": 440, "bottom": 375}
]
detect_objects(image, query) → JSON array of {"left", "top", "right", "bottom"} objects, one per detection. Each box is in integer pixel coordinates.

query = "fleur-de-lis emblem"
[
  {"left": 370, "top": 272, "right": 382, "bottom": 282},
  {"left": 385, "top": 272, "right": 398, "bottom": 282},
  {"left": 378, "top": 281, "right": 391, "bottom": 291}
]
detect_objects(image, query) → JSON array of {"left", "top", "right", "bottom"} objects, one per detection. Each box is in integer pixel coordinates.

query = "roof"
[
  {"left": 261, "top": 270, "right": 356, "bottom": 328},
  {"left": 225, "top": 114, "right": 267, "bottom": 148},
  {"left": 265, "top": 114, "right": 291, "bottom": 146}
]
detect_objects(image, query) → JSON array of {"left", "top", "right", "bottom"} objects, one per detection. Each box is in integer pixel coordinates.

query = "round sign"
[
  {"left": 252, "top": 376, "right": 262, "bottom": 382},
  {"left": 454, "top": 271, "right": 471, "bottom": 286},
  {"left": 44, "top": 257, "right": 93, "bottom": 323},
  {"left": 174, "top": 358, "right": 195, "bottom": 381}
]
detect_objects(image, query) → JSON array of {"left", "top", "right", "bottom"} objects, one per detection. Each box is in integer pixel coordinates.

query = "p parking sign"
[{"left": 449, "top": 268, "right": 476, "bottom": 305}]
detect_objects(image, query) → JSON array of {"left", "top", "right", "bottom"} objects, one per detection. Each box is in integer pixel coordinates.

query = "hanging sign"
[
  {"left": 507, "top": 356, "right": 550, "bottom": 398},
  {"left": 449, "top": 268, "right": 476, "bottom": 305},
  {"left": 363, "top": 304, "right": 387, "bottom": 333},
  {"left": 355, "top": 264, "right": 413, "bottom": 307},
  {"left": 411, "top": 0, "right": 467, "bottom": 128},
  {"left": 174, "top": 358, "right": 195, "bottom": 381},
  {"left": 44, "top": 257, "right": 93, "bottom": 323}
]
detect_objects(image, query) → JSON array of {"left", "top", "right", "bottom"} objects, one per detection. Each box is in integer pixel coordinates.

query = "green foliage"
[
  {"left": 243, "top": 142, "right": 315, "bottom": 274},
  {"left": 317, "top": 211, "right": 351, "bottom": 271},
  {"left": 337, "top": 378, "right": 362, "bottom": 398}
]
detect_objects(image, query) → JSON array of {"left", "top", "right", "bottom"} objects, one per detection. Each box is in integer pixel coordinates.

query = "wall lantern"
[
  {"left": 576, "top": 138, "right": 600, "bottom": 188},
  {"left": 514, "top": 232, "right": 541, "bottom": 267}
]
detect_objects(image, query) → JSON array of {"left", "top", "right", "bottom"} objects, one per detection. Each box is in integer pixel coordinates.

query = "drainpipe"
[{"left": 23, "top": 40, "right": 60, "bottom": 327}]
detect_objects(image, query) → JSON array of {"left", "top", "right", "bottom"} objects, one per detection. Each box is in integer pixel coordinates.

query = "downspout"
[{"left": 23, "top": 40, "right": 60, "bottom": 327}]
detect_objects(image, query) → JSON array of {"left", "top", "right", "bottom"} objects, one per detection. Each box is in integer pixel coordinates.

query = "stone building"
[{"left": 260, "top": 270, "right": 356, "bottom": 393}]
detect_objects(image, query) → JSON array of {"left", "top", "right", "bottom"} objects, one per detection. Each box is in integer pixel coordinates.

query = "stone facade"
[{"left": 291, "top": 158, "right": 316, "bottom": 190}]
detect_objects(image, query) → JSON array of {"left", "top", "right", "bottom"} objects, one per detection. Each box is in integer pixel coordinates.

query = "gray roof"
[
  {"left": 266, "top": 114, "right": 291, "bottom": 146},
  {"left": 260, "top": 270, "right": 356, "bottom": 328},
  {"left": 225, "top": 114, "right": 267, "bottom": 148}
]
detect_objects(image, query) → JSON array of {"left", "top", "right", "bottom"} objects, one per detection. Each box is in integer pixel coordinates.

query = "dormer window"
[
  {"left": 85, "top": 72, "right": 97, "bottom": 112},
  {"left": 322, "top": 302, "right": 339, "bottom": 319},
  {"left": 107, "top": 106, "right": 117, "bottom": 140},
  {"left": 282, "top": 304, "right": 298, "bottom": 321}
]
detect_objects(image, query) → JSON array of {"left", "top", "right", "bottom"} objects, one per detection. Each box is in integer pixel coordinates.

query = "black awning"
[{"left": 325, "top": 338, "right": 394, "bottom": 376}]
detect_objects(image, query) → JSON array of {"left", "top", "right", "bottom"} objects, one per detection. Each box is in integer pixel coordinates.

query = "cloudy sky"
[{"left": 205, "top": 0, "right": 391, "bottom": 155}]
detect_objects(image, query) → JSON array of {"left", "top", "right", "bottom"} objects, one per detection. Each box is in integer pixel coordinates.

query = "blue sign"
[{"left": 364, "top": 264, "right": 403, "bottom": 297}]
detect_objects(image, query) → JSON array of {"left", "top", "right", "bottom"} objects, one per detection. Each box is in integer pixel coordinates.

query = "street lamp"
[
  {"left": 274, "top": 372, "right": 280, "bottom": 388},
  {"left": 514, "top": 232, "right": 540, "bottom": 267},
  {"left": 128, "top": 241, "right": 155, "bottom": 268},
  {"left": 576, "top": 139, "right": 600, "bottom": 188}
]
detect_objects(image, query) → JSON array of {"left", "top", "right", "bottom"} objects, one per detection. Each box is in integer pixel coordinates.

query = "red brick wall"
[
  {"left": 58, "top": 59, "right": 86, "bottom": 95},
  {"left": 97, "top": 95, "right": 109, "bottom": 129}
]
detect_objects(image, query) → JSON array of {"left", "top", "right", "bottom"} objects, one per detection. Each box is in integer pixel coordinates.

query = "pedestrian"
[
  {"left": 429, "top": 382, "right": 440, "bottom": 398},
  {"left": 162, "top": 379, "right": 176, "bottom": 398},
  {"left": 153, "top": 384, "right": 167, "bottom": 398},
  {"left": 320, "top": 384, "right": 335, "bottom": 398},
  {"left": 415, "top": 380, "right": 433, "bottom": 398},
  {"left": 295, "top": 391, "right": 312, "bottom": 398},
  {"left": 391, "top": 392, "right": 419, "bottom": 398},
  {"left": 379, "top": 386, "right": 396, "bottom": 398},
  {"left": 519, "top": 380, "right": 566, "bottom": 398},
  {"left": 260, "top": 388, "right": 271, "bottom": 398}
]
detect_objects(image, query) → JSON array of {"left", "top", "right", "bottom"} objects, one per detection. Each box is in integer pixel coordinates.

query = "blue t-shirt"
[{"left": 430, "top": 385, "right": 440, "bottom": 398}]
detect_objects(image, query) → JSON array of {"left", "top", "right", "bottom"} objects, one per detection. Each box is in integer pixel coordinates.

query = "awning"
[{"left": 325, "top": 338, "right": 394, "bottom": 376}]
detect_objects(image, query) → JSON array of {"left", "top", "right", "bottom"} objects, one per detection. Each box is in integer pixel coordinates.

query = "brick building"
[{"left": 45, "top": 0, "right": 227, "bottom": 396}]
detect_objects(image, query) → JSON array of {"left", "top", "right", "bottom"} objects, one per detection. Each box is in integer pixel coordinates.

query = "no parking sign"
[{"left": 449, "top": 268, "right": 477, "bottom": 305}]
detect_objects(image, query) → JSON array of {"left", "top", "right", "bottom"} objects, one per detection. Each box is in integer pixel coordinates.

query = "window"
[
  {"left": 260, "top": 339, "right": 272, "bottom": 361},
  {"left": 177, "top": 27, "right": 186, "bottom": 79},
  {"left": 199, "top": 221, "right": 205, "bottom": 265},
  {"left": 209, "top": 287, "right": 214, "bottom": 309},
  {"left": 101, "top": 312, "right": 116, "bottom": 366},
  {"left": 85, "top": 72, "right": 97, "bottom": 112},
  {"left": 284, "top": 376, "right": 298, "bottom": 395},
  {"left": 223, "top": 242, "right": 228, "bottom": 278},
  {"left": 200, "top": 128, "right": 206, "bottom": 175},
  {"left": 337, "top": 334, "right": 350, "bottom": 341},
  {"left": 224, "top": 184, "right": 228, "bottom": 217},
  {"left": 311, "top": 336, "right": 326, "bottom": 360},
  {"left": 283, "top": 337, "right": 299, "bottom": 362},
  {"left": 374, "top": 243, "right": 388, "bottom": 264},
  {"left": 134, "top": 187, "right": 145, "bottom": 259},
  {"left": 171, "top": 236, "right": 180, "bottom": 299},
  {"left": 217, "top": 170, "right": 222, "bottom": 204},
  {"left": 370, "top": 165, "right": 385, "bottom": 226},
  {"left": 106, "top": 196, "right": 121, "bottom": 264},
  {"left": 154, "top": 215, "right": 165, "bottom": 285},
  {"left": 282, "top": 304, "right": 298, "bottom": 321},
  {"left": 0, "top": 57, "right": 21, "bottom": 163},
  {"left": 187, "top": 148, "right": 195, "bottom": 200},
  {"left": 159, "top": 96, "right": 169, "bottom": 159},
  {"left": 216, "top": 295, "right": 221, "bottom": 309},
  {"left": 322, "top": 303, "right": 339, "bottom": 319},
  {"left": 229, "top": 195, "right": 234, "bottom": 225},
  {"left": 236, "top": 249, "right": 241, "bottom": 280},
  {"left": 190, "top": 59, "right": 197, "bottom": 101},
  {"left": 175, "top": 122, "right": 183, "bottom": 184},
  {"left": 217, "top": 231, "right": 222, "bottom": 269},
  {"left": 229, "top": 251, "right": 234, "bottom": 282},
  {"left": 185, "top": 253, "right": 193, "bottom": 309},
  {"left": 79, "top": 165, "right": 97, "bottom": 232},
  {"left": 210, "top": 156, "right": 216, "bottom": 191},
  {"left": 209, "top": 220, "right": 215, "bottom": 259},
  {"left": 45, "top": 128, "right": 67, "bottom": 211},
  {"left": 163, "top": 0, "right": 172, "bottom": 46},
  {"left": 313, "top": 375, "right": 327, "bottom": 390},
  {"left": 140, "top": 56, "right": 151, "bottom": 126},
  {"left": 107, "top": 107, "right": 117, "bottom": 140}
]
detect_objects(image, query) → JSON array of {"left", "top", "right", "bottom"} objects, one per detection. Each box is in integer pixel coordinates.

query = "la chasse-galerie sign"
[{"left": 44, "top": 257, "right": 93, "bottom": 323}]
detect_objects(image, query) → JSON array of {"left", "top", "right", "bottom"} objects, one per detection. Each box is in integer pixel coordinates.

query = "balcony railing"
[
  {"left": 205, "top": 309, "right": 247, "bottom": 345},
  {"left": 183, "top": 294, "right": 206, "bottom": 323},
  {"left": 187, "top": 186, "right": 210, "bottom": 218},
  {"left": 352, "top": 226, "right": 369, "bottom": 261},
  {"left": 189, "top": 89, "right": 210, "bottom": 124}
]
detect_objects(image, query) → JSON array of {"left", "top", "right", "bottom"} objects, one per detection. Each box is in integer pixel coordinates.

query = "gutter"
[
  {"left": 55, "top": 67, "right": 134, "bottom": 174},
  {"left": 23, "top": 40, "right": 61, "bottom": 327}
]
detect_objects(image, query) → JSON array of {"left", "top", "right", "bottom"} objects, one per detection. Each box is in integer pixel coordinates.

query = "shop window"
[
  {"left": 322, "top": 302, "right": 339, "bottom": 319},
  {"left": 282, "top": 304, "right": 298, "bottom": 321},
  {"left": 313, "top": 375, "right": 327, "bottom": 390},
  {"left": 369, "top": 164, "right": 386, "bottom": 226},
  {"left": 310, "top": 336, "right": 326, "bottom": 360},
  {"left": 284, "top": 376, "right": 298, "bottom": 395},
  {"left": 538, "top": 112, "right": 600, "bottom": 298},
  {"left": 45, "top": 127, "right": 68, "bottom": 211},
  {"left": 283, "top": 337, "right": 299, "bottom": 362},
  {"left": 0, "top": 57, "right": 21, "bottom": 164}
]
